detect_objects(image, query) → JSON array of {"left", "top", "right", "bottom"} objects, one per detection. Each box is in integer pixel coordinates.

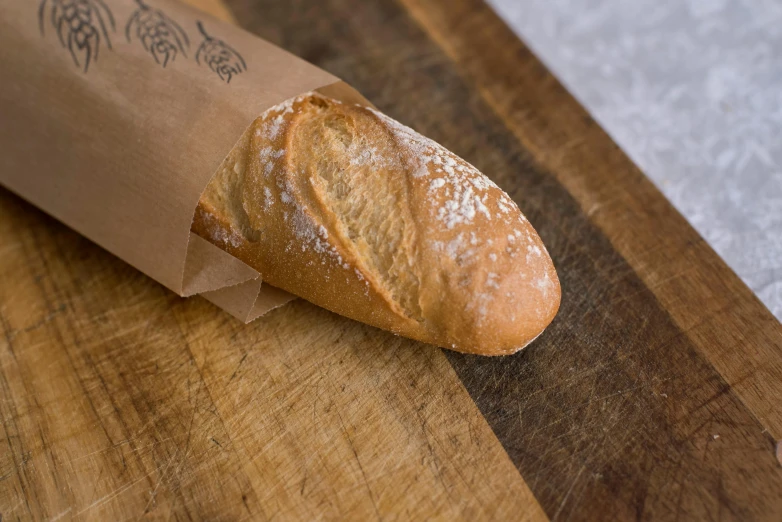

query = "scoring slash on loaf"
[{"left": 192, "top": 93, "right": 560, "bottom": 355}]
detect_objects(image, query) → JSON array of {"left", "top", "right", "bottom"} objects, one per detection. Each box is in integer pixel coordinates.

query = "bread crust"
[{"left": 192, "top": 93, "right": 560, "bottom": 355}]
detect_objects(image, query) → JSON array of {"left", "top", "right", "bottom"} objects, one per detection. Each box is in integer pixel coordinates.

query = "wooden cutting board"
[{"left": 2, "top": 0, "right": 781, "bottom": 520}]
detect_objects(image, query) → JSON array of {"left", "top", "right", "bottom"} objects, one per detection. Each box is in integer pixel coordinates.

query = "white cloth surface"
[{"left": 488, "top": 0, "right": 782, "bottom": 320}]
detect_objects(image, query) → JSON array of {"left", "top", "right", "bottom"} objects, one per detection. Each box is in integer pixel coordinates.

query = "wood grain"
[
  {"left": 0, "top": 193, "right": 545, "bottom": 520},
  {"left": 222, "top": 0, "right": 782, "bottom": 519},
  {"left": 399, "top": 0, "right": 782, "bottom": 443},
  {"left": 181, "top": 0, "right": 236, "bottom": 23},
  {"left": 0, "top": 3, "right": 546, "bottom": 522},
  {"left": 1, "top": 0, "right": 781, "bottom": 520}
]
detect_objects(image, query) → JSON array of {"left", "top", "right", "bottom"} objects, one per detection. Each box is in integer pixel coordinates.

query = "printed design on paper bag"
[
  {"left": 195, "top": 21, "right": 246, "bottom": 83},
  {"left": 38, "top": 0, "right": 115, "bottom": 72},
  {"left": 126, "top": 0, "right": 188, "bottom": 67}
]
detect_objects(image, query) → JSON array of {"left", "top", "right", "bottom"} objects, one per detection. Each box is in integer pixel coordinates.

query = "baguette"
[{"left": 192, "top": 93, "right": 560, "bottom": 355}]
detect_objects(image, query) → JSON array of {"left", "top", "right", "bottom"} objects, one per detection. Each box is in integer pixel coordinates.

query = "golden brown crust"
[{"left": 192, "top": 93, "right": 560, "bottom": 355}]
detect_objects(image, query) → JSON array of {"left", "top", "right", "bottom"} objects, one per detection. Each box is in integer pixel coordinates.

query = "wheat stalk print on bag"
[
  {"left": 125, "top": 0, "right": 188, "bottom": 67},
  {"left": 195, "top": 21, "right": 246, "bottom": 83},
  {"left": 38, "top": 0, "right": 115, "bottom": 72}
]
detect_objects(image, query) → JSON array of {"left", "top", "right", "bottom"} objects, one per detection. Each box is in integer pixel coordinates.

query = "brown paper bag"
[{"left": 0, "top": 0, "right": 366, "bottom": 321}]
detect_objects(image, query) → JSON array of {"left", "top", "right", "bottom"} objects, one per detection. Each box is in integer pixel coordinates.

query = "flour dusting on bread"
[{"left": 192, "top": 92, "right": 560, "bottom": 355}]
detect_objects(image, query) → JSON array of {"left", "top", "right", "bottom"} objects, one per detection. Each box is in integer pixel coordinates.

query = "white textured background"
[{"left": 488, "top": 0, "right": 782, "bottom": 320}]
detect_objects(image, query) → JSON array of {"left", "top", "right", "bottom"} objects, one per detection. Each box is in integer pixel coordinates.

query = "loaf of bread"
[{"left": 192, "top": 93, "right": 560, "bottom": 355}]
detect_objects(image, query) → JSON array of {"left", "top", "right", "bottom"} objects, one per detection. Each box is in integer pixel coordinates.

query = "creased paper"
[{"left": 0, "top": 0, "right": 365, "bottom": 321}]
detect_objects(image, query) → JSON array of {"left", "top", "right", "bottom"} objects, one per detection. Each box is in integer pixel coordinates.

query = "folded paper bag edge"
[
  {"left": 248, "top": 285, "right": 297, "bottom": 322},
  {"left": 182, "top": 233, "right": 260, "bottom": 297},
  {"left": 199, "top": 278, "right": 295, "bottom": 323},
  {"left": 200, "top": 278, "right": 263, "bottom": 321}
]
